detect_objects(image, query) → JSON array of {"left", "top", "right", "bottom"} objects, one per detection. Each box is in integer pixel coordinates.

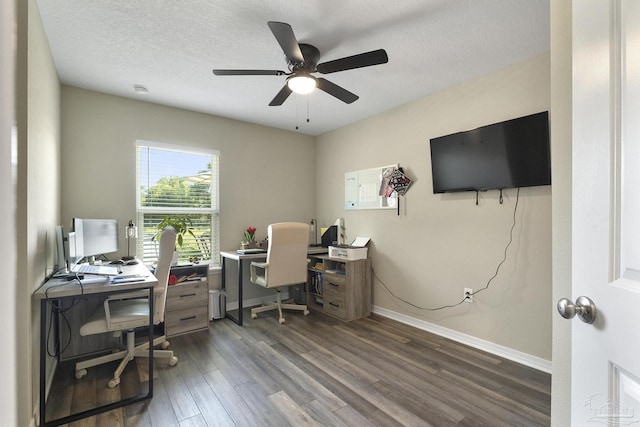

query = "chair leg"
[
  {"left": 133, "top": 334, "right": 178, "bottom": 366},
  {"left": 276, "top": 290, "right": 285, "bottom": 324},
  {"left": 109, "top": 331, "right": 137, "bottom": 388},
  {"left": 250, "top": 288, "right": 308, "bottom": 323},
  {"left": 74, "top": 330, "right": 177, "bottom": 388}
]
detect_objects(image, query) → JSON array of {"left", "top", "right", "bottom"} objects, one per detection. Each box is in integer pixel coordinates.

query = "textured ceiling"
[{"left": 36, "top": 0, "right": 549, "bottom": 136}]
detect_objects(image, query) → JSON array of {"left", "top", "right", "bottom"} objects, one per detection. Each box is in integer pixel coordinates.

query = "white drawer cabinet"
[{"left": 165, "top": 264, "right": 209, "bottom": 337}]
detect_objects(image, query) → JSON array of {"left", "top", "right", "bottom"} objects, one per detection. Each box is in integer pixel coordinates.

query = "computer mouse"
[
  {"left": 110, "top": 259, "right": 124, "bottom": 265},
  {"left": 126, "top": 259, "right": 139, "bottom": 265}
]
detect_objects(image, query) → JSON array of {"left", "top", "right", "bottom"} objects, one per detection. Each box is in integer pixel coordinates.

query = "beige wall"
[
  {"left": 18, "top": 0, "right": 61, "bottom": 424},
  {"left": 2, "top": 0, "right": 17, "bottom": 425},
  {"left": 60, "top": 86, "right": 316, "bottom": 302},
  {"left": 316, "top": 53, "right": 552, "bottom": 361}
]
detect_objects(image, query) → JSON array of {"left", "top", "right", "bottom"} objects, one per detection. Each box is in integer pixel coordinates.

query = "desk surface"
[
  {"left": 220, "top": 246, "right": 328, "bottom": 261},
  {"left": 34, "top": 263, "right": 157, "bottom": 300}
]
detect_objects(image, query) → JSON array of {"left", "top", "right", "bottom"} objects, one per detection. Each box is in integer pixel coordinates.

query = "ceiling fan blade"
[
  {"left": 316, "top": 78, "right": 359, "bottom": 104},
  {"left": 212, "top": 69, "right": 286, "bottom": 76},
  {"left": 269, "top": 85, "right": 293, "bottom": 106},
  {"left": 267, "top": 21, "right": 304, "bottom": 64},
  {"left": 316, "top": 49, "right": 388, "bottom": 74}
]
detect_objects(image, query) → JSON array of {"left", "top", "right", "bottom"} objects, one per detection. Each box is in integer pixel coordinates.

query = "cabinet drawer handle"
[
  {"left": 329, "top": 302, "right": 340, "bottom": 307},
  {"left": 180, "top": 315, "right": 196, "bottom": 321},
  {"left": 180, "top": 293, "right": 197, "bottom": 297}
]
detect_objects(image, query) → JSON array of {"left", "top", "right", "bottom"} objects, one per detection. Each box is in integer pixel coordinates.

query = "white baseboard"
[{"left": 372, "top": 305, "right": 552, "bottom": 374}]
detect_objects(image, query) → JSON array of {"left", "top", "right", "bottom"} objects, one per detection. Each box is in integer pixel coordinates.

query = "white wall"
[
  {"left": 17, "top": 0, "right": 61, "bottom": 424},
  {"left": 60, "top": 86, "right": 316, "bottom": 302},
  {"left": 1, "top": 0, "right": 18, "bottom": 425},
  {"left": 316, "top": 53, "right": 552, "bottom": 361}
]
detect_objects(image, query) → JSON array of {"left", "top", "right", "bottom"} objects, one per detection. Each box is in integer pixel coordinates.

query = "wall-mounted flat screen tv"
[{"left": 429, "top": 111, "right": 551, "bottom": 194}]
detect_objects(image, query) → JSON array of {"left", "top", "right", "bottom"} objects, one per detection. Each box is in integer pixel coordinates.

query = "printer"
[{"left": 328, "top": 237, "right": 370, "bottom": 260}]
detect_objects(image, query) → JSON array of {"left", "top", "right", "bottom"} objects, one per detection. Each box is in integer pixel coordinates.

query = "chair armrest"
[
  {"left": 106, "top": 289, "right": 150, "bottom": 301},
  {"left": 250, "top": 261, "right": 268, "bottom": 284},
  {"left": 251, "top": 261, "right": 268, "bottom": 268},
  {"left": 103, "top": 287, "right": 163, "bottom": 327}
]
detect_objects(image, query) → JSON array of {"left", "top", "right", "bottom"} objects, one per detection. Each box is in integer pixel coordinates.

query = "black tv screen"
[{"left": 429, "top": 111, "right": 551, "bottom": 194}]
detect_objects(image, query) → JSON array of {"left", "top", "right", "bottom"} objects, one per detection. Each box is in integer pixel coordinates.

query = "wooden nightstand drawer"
[
  {"left": 324, "top": 273, "right": 346, "bottom": 292},
  {"left": 165, "top": 305, "right": 208, "bottom": 337},
  {"left": 166, "top": 280, "right": 208, "bottom": 312},
  {"left": 323, "top": 296, "right": 346, "bottom": 319}
]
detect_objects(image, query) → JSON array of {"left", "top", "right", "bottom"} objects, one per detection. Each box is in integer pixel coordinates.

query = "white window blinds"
[{"left": 136, "top": 141, "right": 219, "bottom": 266}]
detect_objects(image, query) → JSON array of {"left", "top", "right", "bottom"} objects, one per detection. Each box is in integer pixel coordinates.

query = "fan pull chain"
[{"left": 295, "top": 96, "right": 310, "bottom": 130}]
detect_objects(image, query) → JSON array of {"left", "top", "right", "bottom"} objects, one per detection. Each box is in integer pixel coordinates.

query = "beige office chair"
[
  {"left": 74, "top": 226, "right": 178, "bottom": 388},
  {"left": 250, "top": 222, "right": 310, "bottom": 324}
]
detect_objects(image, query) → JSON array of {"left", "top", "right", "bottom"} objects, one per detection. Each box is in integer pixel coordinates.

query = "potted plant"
[{"left": 156, "top": 215, "right": 196, "bottom": 264}]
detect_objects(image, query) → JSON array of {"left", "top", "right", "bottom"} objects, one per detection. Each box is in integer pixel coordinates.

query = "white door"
[{"left": 566, "top": 0, "right": 640, "bottom": 424}]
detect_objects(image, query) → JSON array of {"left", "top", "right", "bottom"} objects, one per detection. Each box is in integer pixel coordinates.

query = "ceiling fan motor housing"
[{"left": 293, "top": 43, "right": 320, "bottom": 72}]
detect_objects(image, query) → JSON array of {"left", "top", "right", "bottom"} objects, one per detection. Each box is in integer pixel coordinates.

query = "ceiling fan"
[{"left": 212, "top": 21, "right": 388, "bottom": 106}]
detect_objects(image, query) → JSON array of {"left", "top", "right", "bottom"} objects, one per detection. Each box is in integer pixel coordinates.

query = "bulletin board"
[{"left": 345, "top": 164, "right": 398, "bottom": 210}]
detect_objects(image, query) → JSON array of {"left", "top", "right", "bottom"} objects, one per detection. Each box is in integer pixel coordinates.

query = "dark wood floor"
[{"left": 47, "top": 309, "right": 551, "bottom": 426}]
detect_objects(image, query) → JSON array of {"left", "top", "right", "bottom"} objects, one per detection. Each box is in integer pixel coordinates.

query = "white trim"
[
  {"left": 372, "top": 305, "right": 552, "bottom": 374},
  {"left": 136, "top": 139, "right": 220, "bottom": 157}
]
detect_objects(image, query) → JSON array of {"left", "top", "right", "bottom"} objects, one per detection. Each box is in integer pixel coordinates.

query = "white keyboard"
[{"left": 71, "top": 263, "right": 119, "bottom": 276}]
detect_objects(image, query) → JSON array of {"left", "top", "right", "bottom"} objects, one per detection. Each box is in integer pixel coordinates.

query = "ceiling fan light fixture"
[{"left": 287, "top": 74, "right": 317, "bottom": 94}]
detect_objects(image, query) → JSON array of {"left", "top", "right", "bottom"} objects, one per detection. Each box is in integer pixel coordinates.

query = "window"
[{"left": 136, "top": 141, "right": 219, "bottom": 266}]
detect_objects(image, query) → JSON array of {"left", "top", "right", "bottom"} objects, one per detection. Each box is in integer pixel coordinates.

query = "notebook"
[
  {"left": 236, "top": 248, "right": 267, "bottom": 254},
  {"left": 71, "top": 263, "right": 120, "bottom": 276}
]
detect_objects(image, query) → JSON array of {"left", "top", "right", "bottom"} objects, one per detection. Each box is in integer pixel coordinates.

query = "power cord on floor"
[{"left": 374, "top": 187, "right": 520, "bottom": 311}]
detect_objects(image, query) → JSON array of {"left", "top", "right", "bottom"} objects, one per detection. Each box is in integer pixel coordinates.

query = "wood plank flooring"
[{"left": 47, "top": 310, "right": 550, "bottom": 426}]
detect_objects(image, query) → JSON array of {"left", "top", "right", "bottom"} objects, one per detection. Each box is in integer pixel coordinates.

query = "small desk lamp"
[{"left": 123, "top": 219, "right": 137, "bottom": 261}]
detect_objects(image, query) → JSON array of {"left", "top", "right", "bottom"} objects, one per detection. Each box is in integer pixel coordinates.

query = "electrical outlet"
[{"left": 464, "top": 288, "right": 474, "bottom": 303}]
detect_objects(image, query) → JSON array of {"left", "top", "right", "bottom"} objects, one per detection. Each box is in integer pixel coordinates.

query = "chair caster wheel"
[
  {"left": 108, "top": 378, "right": 120, "bottom": 388},
  {"left": 303, "top": 310, "right": 309, "bottom": 316},
  {"left": 168, "top": 356, "right": 178, "bottom": 366},
  {"left": 161, "top": 341, "right": 170, "bottom": 349},
  {"left": 75, "top": 369, "right": 87, "bottom": 379},
  {"left": 251, "top": 313, "right": 257, "bottom": 319},
  {"left": 278, "top": 317, "right": 285, "bottom": 324}
]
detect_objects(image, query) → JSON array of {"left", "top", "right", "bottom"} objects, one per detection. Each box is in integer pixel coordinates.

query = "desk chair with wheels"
[
  {"left": 74, "top": 226, "right": 178, "bottom": 388},
  {"left": 250, "top": 222, "right": 310, "bottom": 324}
]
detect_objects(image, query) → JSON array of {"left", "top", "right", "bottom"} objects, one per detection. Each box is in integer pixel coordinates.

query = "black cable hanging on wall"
[{"left": 375, "top": 187, "right": 521, "bottom": 311}]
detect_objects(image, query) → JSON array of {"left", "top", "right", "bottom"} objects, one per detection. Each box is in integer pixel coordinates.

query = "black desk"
[
  {"left": 33, "top": 263, "right": 157, "bottom": 427},
  {"left": 220, "top": 247, "right": 327, "bottom": 325}
]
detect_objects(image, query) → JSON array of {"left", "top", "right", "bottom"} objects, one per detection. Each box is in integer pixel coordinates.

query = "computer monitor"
[{"left": 72, "top": 218, "right": 119, "bottom": 263}]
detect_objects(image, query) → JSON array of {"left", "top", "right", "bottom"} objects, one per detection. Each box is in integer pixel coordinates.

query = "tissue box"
[{"left": 328, "top": 246, "right": 368, "bottom": 260}]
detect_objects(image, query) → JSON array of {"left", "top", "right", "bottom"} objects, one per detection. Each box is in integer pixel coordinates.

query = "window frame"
[{"left": 135, "top": 140, "right": 220, "bottom": 267}]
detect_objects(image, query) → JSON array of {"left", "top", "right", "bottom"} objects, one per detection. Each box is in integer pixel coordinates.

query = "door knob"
[{"left": 557, "top": 296, "right": 597, "bottom": 324}]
